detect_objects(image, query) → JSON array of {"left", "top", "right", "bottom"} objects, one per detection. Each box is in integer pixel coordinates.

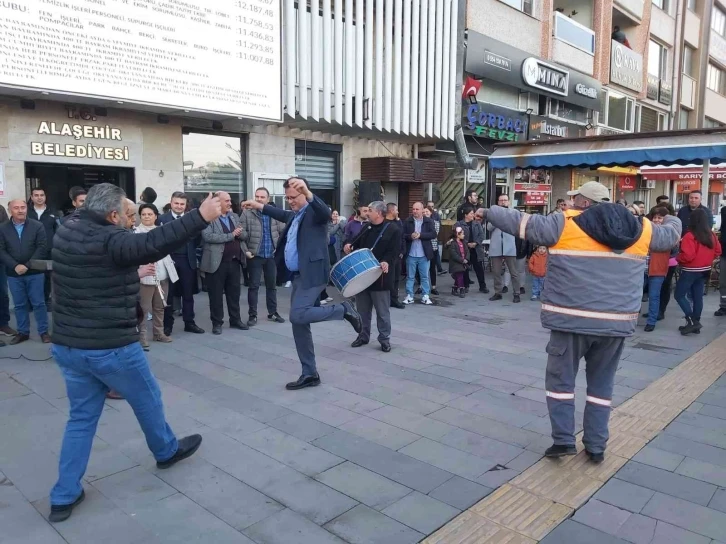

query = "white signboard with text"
[{"left": 0, "top": 0, "right": 282, "bottom": 122}]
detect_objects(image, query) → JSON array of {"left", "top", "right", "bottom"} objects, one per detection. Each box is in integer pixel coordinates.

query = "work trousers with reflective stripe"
[{"left": 544, "top": 330, "right": 625, "bottom": 454}]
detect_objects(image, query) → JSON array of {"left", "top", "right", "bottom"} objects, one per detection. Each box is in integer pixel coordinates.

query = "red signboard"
[
  {"left": 642, "top": 167, "right": 726, "bottom": 182},
  {"left": 514, "top": 183, "right": 552, "bottom": 192},
  {"left": 618, "top": 176, "right": 637, "bottom": 191},
  {"left": 524, "top": 192, "right": 548, "bottom": 205},
  {"left": 676, "top": 180, "right": 701, "bottom": 193}
]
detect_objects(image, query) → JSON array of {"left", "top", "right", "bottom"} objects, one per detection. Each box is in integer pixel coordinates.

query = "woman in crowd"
[
  {"left": 642, "top": 207, "right": 673, "bottom": 332},
  {"left": 675, "top": 208, "right": 722, "bottom": 335},
  {"left": 135, "top": 204, "right": 178, "bottom": 349}
]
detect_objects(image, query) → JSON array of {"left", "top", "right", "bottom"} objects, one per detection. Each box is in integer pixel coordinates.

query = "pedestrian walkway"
[{"left": 0, "top": 281, "right": 723, "bottom": 544}]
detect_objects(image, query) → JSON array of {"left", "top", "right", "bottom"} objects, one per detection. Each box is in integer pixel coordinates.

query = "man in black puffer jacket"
[{"left": 47, "top": 183, "right": 222, "bottom": 523}]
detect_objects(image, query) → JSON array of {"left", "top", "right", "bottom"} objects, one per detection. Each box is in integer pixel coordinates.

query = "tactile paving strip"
[{"left": 423, "top": 332, "right": 726, "bottom": 543}]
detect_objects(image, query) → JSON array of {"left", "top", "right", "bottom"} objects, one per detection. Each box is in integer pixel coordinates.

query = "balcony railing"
[{"left": 553, "top": 12, "right": 595, "bottom": 55}]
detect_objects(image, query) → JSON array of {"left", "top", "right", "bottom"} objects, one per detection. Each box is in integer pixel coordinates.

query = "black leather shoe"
[
  {"left": 286, "top": 374, "right": 321, "bottom": 390},
  {"left": 157, "top": 434, "right": 203, "bottom": 469},
  {"left": 586, "top": 450, "right": 605, "bottom": 464},
  {"left": 164, "top": 328, "right": 172, "bottom": 337},
  {"left": 380, "top": 340, "right": 392, "bottom": 353},
  {"left": 489, "top": 294, "right": 502, "bottom": 301},
  {"left": 716, "top": 308, "right": 726, "bottom": 317},
  {"left": 479, "top": 286, "right": 490, "bottom": 294},
  {"left": 248, "top": 316, "right": 257, "bottom": 327},
  {"left": 230, "top": 321, "right": 249, "bottom": 330},
  {"left": 544, "top": 444, "right": 577, "bottom": 458},
  {"left": 513, "top": 294, "right": 521, "bottom": 303},
  {"left": 502, "top": 286, "right": 509, "bottom": 293},
  {"left": 642, "top": 312, "right": 649, "bottom": 317},
  {"left": 391, "top": 301, "right": 405, "bottom": 309},
  {"left": 212, "top": 325, "right": 222, "bottom": 335},
  {"left": 520, "top": 287, "right": 526, "bottom": 295},
  {"left": 657, "top": 313, "right": 665, "bottom": 321},
  {"left": 341, "top": 301, "right": 362, "bottom": 334},
  {"left": 184, "top": 323, "right": 205, "bottom": 334},
  {"left": 268, "top": 313, "right": 286, "bottom": 323},
  {"left": 644, "top": 324, "right": 655, "bottom": 332},
  {"left": 49, "top": 489, "right": 85, "bottom": 523},
  {"left": 351, "top": 337, "right": 369, "bottom": 348},
  {"left": 431, "top": 288, "right": 440, "bottom": 296}
]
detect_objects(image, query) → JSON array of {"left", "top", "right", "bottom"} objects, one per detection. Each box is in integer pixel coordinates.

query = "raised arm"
[
  {"left": 308, "top": 194, "right": 332, "bottom": 225},
  {"left": 649, "top": 216, "right": 682, "bottom": 252},
  {"left": 262, "top": 204, "right": 294, "bottom": 224},
  {"left": 486, "top": 206, "right": 566, "bottom": 248},
  {"left": 107, "top": 209, "right": 209, "bottom": 267}
]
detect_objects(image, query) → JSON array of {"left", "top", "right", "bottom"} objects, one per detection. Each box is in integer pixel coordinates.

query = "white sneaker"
[
  {"left": 421, "top": 295, "right": 433, "bottom": 305},
  {"left": 325, "top": 297, "right": 333, "bottom": 303},
  {"left": 284, "top": 281, "right": 292, "bottom": 288},
  {"left": 320, "top": 299, "right": 328, "bottom": 305},
  {"left": 147, "top": 312, "right": 152, "bottom": 321},
  {"left": 402, "top": 295, "right": 414, "bottom": 305}
]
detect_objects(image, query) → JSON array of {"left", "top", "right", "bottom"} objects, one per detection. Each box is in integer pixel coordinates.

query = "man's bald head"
[{"left": 8, "top": 199, "right": 27, "bottom": 223}]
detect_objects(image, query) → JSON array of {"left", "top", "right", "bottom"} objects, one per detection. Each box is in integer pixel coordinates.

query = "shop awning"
[{"left": 488, "top": 130, "right": 726, "bottom": 169}]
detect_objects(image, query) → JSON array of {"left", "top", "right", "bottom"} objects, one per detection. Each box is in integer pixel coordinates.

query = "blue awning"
[{"left": 488, "top": 131, "right": 726, "bottom": 169}]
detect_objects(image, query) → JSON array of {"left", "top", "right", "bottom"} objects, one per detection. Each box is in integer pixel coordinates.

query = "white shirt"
[{"left": 34, "top": 206, "right": 46, "bottom": 219}]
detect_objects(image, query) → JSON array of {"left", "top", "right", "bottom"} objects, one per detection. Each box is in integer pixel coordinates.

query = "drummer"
[{"left": 343, "top": 201, "right": 400, "bottom": 352}]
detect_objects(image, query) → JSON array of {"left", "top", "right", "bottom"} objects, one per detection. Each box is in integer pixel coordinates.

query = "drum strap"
[{"left": 371, "top": 223, "right": 390, "bottom": 251}]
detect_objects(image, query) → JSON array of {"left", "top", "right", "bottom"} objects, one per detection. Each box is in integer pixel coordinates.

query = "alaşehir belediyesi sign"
[{"left": 30, "top": 122, "right": 130, "bottom": 161}]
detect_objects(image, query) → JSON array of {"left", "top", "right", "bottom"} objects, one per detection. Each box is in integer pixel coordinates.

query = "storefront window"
[
  {"left": 182, "top": 131, "right": 245, "bottom": 208},
  {"left": 549, "top": 99, "right": 589, "bottom": 124}
]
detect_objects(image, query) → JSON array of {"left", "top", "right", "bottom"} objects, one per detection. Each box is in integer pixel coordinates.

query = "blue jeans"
[
  {"left": 8, "top": 274, "right": 48, "bottom": 335},
  {"left": 646, "top": 276, "right": 665, "bottom": 325},
  {"left": 675, "top": 271, "right": 706, "bottom": 321},
  {"left": 0, "top": 267, "right": 10, "bottom": 327},
  {"left": 406, "top": 256, "right": 430, "bottom": 296},
  {"left": 531, "top": 277, "right": 545, "bottom": 298},
  {"left": 50, "top": 343, "right": 178, "bottom": 506}
]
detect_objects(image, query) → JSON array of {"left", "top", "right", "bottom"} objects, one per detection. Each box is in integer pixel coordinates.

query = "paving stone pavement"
[{"left": 0, "top": 275, "right": 724, "bottom": 544}]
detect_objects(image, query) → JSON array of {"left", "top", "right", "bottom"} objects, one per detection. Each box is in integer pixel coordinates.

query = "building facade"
[{"left": 0, "top": 0, "right": 460, "bottom": 217}]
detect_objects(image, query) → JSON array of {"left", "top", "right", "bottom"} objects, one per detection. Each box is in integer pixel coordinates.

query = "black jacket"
[
  {"left": 0, "top": 219, "right": 47, "bottom": 276},
  {"left": 677, "top": 204, "right": 713, "bottom": 236},
  {"left": 51, "top": 208, "right": 209, "bottom": 350},
  {"left": 158, "top": 211, "right": 200, "bottom": 270},
  {"left": 350, "top": 221, "right": 401, "bottom": 291},
  {"left": 27, "top": 207, "right": 59, "bottom": 256},
  {"left": 403, "top": 216, "right": 436, "bottom": 260}
]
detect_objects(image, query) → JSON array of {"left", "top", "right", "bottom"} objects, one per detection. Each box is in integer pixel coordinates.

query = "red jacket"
[
  {"left": 648, "top": 251, "right": 670, "bottom": 277},
  {"left": 677, "top": 232, "right": 722, "bottom": 272}
]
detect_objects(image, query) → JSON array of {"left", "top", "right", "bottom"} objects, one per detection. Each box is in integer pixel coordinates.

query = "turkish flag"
[{"left": 463, "top": 76, "right": 482, "bottom": 98}]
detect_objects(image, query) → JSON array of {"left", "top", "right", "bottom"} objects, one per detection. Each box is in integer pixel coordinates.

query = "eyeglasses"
[{"left": 285, "top": 193, "right": 305, "bottom": 201}]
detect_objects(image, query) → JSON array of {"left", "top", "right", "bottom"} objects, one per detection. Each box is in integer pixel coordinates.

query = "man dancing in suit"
[{"left": 242, "top": 177, "right": 362, "bottom": 390}]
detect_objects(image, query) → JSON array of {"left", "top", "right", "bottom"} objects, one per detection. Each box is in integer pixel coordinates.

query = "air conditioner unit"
[{"left": 640, "top": 179, "right": 656, "bottom": 190}]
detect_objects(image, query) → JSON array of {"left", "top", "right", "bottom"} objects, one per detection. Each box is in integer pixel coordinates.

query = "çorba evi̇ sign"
[{"left": 30, "top": 122, "right": 130, "bottom": 161}]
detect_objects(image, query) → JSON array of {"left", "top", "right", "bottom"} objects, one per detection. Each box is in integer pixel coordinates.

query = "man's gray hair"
[
  {"left": 368, "top": 201, "right": 386, "bottom": 215},
  {"left": 85, "top": 183, "right": 126, "bottom": 216}
]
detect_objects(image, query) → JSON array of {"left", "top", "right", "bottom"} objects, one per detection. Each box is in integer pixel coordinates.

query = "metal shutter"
[
  {"left": 295, "top": 152, "right": 337, "bottom": 189},
  {"left": 639, "top": 107, "right": 658, "bottom": 133}
]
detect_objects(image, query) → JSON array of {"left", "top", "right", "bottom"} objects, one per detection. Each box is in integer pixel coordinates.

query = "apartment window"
[
  {"left": 648, "top": 40, "right": 668, "bottom": 78},
  {"left": 652, "top": 0, "right": 669, "bottom": 12},
  {"left": 182, "top": 130, "right": 246, "bottom": 204},
  {"left": 683, "top": 45, "right": 695, "bottom": 77},
  {"left": 707, "top": 63, "right": 726, "bottom": 95},
  {"left": 549, "top": 99, "right": 589, "bottom": 124},
  {"left": 705, "top": 117, "right": 725, "bottom": 128},
  {"left": 499, "top": 0, "right": 535, "bottom": 16},
  {"left": 712, "top": 6, "right": 726, "bottom": 37},
  {"left": 599, "top": 90, "right": 635, "bottom": 132},
  {"left": 679, "top": 108, "right": 690, "bottom": 129},
  {"left": 687, "top": 0, "right": 696, "bottom": 11}
]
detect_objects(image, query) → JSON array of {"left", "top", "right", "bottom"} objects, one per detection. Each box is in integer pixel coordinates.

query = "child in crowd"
[
  {"left": 528, "top": 246, "right": 548, "bottom": 301},
  {"left": 448, "top": 227, "right": 468, "bottom": 298}
]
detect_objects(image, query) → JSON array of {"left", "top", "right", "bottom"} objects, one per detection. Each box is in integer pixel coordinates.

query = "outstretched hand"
[
  {"left": 198, "top": 192, "right": 223, "bottom": 222},
  {"left": 241, "top": 199, "right": 263, "bottom": 211}
]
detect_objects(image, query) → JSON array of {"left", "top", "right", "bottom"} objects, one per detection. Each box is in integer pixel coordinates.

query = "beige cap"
[{"left": 567, "top": 181, "right": 610, "bottom": 202}]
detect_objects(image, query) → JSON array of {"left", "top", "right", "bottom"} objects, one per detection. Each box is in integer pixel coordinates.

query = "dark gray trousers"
[
  {"left": 247, "top": 256, "right": 277, "bottom": 318},
  {"left": 545, "top": 330, "right": 625, "bottom": 454},
  {"left": 356, "top": 289, "right": 391, "bottom": 343},
  {"left": 289, "top": 278, "right": 344, "bottom": 377}
]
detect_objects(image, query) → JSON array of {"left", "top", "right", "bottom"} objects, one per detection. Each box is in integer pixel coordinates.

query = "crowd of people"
[{"left": 1, "top": 177, "right": 723, "bottom": 523}]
